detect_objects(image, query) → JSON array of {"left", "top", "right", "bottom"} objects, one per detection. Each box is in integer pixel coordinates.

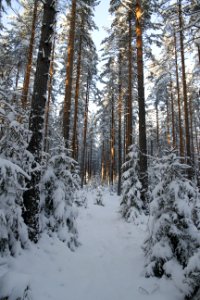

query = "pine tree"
[
  {"left": 143, "top": 150, "right": 200, "bottom": 298},
  {"left": 23, "top": 0, "right": 57, "bottom": 242},
  {"left": 120, "top": 145, "right": 144, "bottom": 224},
  {"left": 40, "top": 144, "right": 80, "bottom": 250}
]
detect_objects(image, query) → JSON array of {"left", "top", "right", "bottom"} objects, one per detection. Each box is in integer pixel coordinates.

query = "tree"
[
  {"left": 120, "top": 145, "right": 144, "bottom": 224},
  {"left": 178, "top": 0, "right": 191, "bottom": 170},
  {"left": 135, "top": 0, "right": 148, "bottom": 203},
  {"left": 21, "top": 0, "right": 38, "bottom": 109},
  {"left": 23, "top": 0, "right": 57, "bottom": 242},
  {"left": 0, "top": 158, "right": 29, "bottom": 256},
  {"left": 143, "top": 150, "right": 200, "bottom": 298},
  {"left": 63, "top": 0, "right": 77, "bottom": 147},
  {"left": 40, "top": 145, "right": 79, "bottom": 250}
]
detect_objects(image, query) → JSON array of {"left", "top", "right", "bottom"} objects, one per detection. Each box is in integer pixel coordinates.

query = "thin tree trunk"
[
  {"left": 81, "top": 74, "right": 90, "bottom": 187},
  {"left": 155, "top": 99, "right": 160, "bottom": 153},
  {"left": 118, "top": 51, "right": 122, "bottom": 196},
  {"left": 178, "top": 0, "right": 191, "bottom": 170},
  {"left": 174, "top": 30, "right": 184, "bottom": 158},
  {"left": 197, "top": 44, "right": 200, "bottom": 64},
  {"left": 12, "top": 61, "right": 21, "bottom": 104},
  {"left": 72, "top": 16, "right": 84, "bottom": 159},
  {"left": 63, "top": 0, "right": 77, "bottom": 147},
  {"left": 189, "top": 95, "right": 195, "bottom": 162},
  {"left": 127, "top": 10, "right": 133, "bottom": 151},
  {"left": 166, "top": 96, "right": 171, "bottom": 147},
  {"left": 23, "top": 0, "right": 56, "bottom": 242},
  {"left": 21, "top": 0, "right": 38, "bottom": 109},
  {"left": 89, "top": 134, "right": 93, "bottom": 180},
  {"left": 44, "top": 36, "right": 56, "bottom": 153},
  {"left": 110, "top": 93, "right": 115, "bottom": 187},
  {"left": 101, "top": 141, "right": 105, "bottom": 183},
  {"left": 135, "top": 0, "right": 148, "bottom": 203},
  {"left": 170, "top": 79, "right": 176, "bottom": 148}
]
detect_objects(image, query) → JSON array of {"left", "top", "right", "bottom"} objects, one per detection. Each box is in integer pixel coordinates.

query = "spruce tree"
[
  {"left": 143, "top": 151, "right": 200, "bottom": 298},
  {"left": 40, "top": 145, "right": 80, "bottom": 250},
  {"left": 120, "top": 145, "right": 144, "bottom": 224}
]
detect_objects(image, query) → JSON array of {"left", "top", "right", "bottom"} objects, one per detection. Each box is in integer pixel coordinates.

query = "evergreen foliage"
[
  {"left": 0, "top": 98, "right": 32, "bottom": 257},
  {"left": 40, "top": 145, "right": 80, "bottom": 250},
  {"left": 120, "top": 145, "right": 144, "bottom": 224},
  {"left": 95, "top": 187, "right": 104, "bottom": 206},
  {"left": 143, "top": 151, "right": 200, "bottom": 298},
  {"left": 0, "top": 158, "right": 29, "bottom": 256}
]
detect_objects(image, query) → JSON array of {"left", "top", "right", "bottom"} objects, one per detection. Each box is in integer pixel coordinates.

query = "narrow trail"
[
  {"left": 8, "top": 188, "right": 182, "bottom": 300},
  {"left": 62, "top": 189, "right": 182, "bottom": 300}
]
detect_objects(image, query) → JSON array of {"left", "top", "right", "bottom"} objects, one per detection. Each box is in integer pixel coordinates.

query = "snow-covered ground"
[{"left": 0, "top": 188, "right": 183, "bottom": 300}]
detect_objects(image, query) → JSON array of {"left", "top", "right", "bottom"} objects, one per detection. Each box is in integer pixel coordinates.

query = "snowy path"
[{"left": 2, "top": 189, "right": 183, "bottom": 300}]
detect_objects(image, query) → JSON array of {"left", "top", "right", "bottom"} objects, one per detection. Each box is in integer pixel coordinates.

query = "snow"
[{"left": 0, "top": 188, "right": 183, "bottom": 300}]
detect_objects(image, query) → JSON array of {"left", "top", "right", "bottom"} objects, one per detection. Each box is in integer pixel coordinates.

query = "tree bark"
[
  {"left": 127, "top": 10, "right": 133, "bottom": 151},
  {"left": 21, "top": 0, "right": 38, "bottom": 110},
  {"left": 44, "top": 36, "right": 56, "bottom": 153},
  {"left": 81, "top": 74, "right": 90, "bottom": 187},
  {"left": 178, "top": 0, "right": 191, "bottom": 170},
  {"left": 23, "top": 0, "right": 56, "bottom": 242},
  {"left": 110, "top": 93, "right": 115, "bottom": 187},
  {"left": 174, "top": 30, "right": 184, "bottom": 158},
  {"left": 118, "top": 51, "right": 122, "bottom": 196},
  {"left": 135, "top": 0, "right": 148, "bottom": 203},
  {"left": 170, "top": 79, "right": 176, "bottom": 148},
  {"left": 72, "top": 15, "right": 84, "bottom": 159},
  {"left": 63, "top": 0, "right": 77, "bottom": 147},
  {"left": 166, "top": 96, "right": 171, "bottom": 147},
  {"left": 197, "top": 44, "right": 200, "bottom": 64},
  {"left": 155, "top": 99, "right": 160, "bottom": 153}
]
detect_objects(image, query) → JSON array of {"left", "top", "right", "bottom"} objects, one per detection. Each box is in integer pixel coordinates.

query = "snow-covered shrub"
[
  {"left": 184, "top": 249, "right": 200, "bottom": 299},
  {"left": 0, "top": 158, "right": 29, "bottom": 256},
  {"left": 143, "top": 151, "right": 200, "bottom": 298},
  {"left": 95, "top": 188, "right": 104, "bottom": 206},
  {"left": 120, "top": 145, "right": 144, "bottom": 223},
  {"left": 40, "top": 145, "right": 80, "bottom": 250},
  {"left": 0, "top": 270, "right": 32, "bottom": 300},
  {"left": 74, "top": 190, "right": 87, "bottom": 208}
]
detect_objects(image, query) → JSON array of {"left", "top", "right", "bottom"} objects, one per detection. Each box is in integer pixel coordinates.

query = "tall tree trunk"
[
  {"left": 63, "top": 0, "right": 77, "bottom": 147},
  {"left": 155, "top": 99, "right": 160, "bottom": 153},
  {"left": 178, "top": 0, "right": 191, "bottom": 169},
  {"left": 12, "top": 61, "right": 21, "bottom": 104},
  {"left": 81, "top": 74, "right": 90, "bottom": 187},
  {"left": 101, "top": 141, "right": 105, "bottom": 183},
  {"left": 166, "top": 96, "right": 171, "bottom": 147},
  {"left": 23, "top": 0, "right": 57, "bottom": 242},
  {"left": 135, "top": 0, "right": 148, "bottom": 203},
  {"left": 21, "top": 0, "right": 38, "bottom": 109},
  {"left": 72, "top": 16, "right": 84, "bottom": 159},
  {"left": 118, "top": 51, "right": 122, "bottom": 196},
  {"left": 189, "top": 95, "right": 195, "bottom": 162},
  {"left": 110, "top": 93, "right": 115, "bottom": 187},
  {"left": 197, "top": 44, "right": 200, "bottom": 64},
  {"left": 174, "top": 30, "right": 184, "bottom": 158},
  {"left": 127, "top": 10, "right": 133, "bottom": 151},
  {"left": 89, "top": 134, "right": 93, "bottom": 180},
  {"left": 44, "top": 36, "right": 56, "bottom": 153},
  {"left": 170, "top": 79, "right": 176, "bottom": 148}
]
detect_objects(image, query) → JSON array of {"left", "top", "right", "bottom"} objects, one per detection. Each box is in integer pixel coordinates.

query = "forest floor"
[{"left": 0, "top": 188, "right": 183, "bottom": 300}]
